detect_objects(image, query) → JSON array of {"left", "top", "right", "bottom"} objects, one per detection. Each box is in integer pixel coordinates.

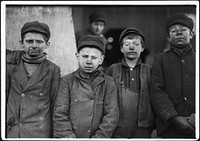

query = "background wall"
[{"left": 6, "top": 6, "right": 78, "bottom": 76}]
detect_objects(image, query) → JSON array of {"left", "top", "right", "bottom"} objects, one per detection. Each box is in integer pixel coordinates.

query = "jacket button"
[
  {"left": 181, "top": 59, "right": 185, "bottom": 63},
  {"left": 21, "top": 93, "right": 25, "bottom": 97},
  {"left": 75, "top": 99, "right": 78, "bottom": 102},
  {"left": 88, "top": 130, "right": 90, "bottom": 133},
  {"left": 91, "top": 99, "right": 94, "bottom": 102},
  {"left": 19, "top": 123, "right": 23, "bottom": 126},
  {"left": 39, "top": 93, "right": 43, "bottom": 96},
  {"left": 184, "top": 97, "right": 187, "bottom": 100}
]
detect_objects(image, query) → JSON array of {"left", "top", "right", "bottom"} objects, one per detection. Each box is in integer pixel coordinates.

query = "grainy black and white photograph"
[{"left": 1, "top": 1, "right": 199, "bottom": 140}]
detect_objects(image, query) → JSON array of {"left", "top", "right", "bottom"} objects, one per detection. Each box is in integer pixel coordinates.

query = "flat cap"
[
  {"left": 78, "top": 34, "right": 105, "bottom": 54},
  {"left": 167, "top": 13, "right": 194, "bottom": 30},
  {"left": 119, "top": 27, "right": 145, "bottom": 44},
  {"left": 21, "top": 21, "right": 50, "bottom": 40},
  {"left": 89, "top": 13, "right": 106, "bottom": 23}
]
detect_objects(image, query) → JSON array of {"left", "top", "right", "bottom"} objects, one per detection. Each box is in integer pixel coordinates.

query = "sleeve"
[
  {"left": 92, "top": 77, "right": 119, "bottom": 138},
  {"left": 50, "top": 66, "right": 61, "bottom": 111},
  {"left": 53, "top": 76, "right": 76, "bottom": 138},
  {"left": 105, "top": 66, "right": 113, "bottom": 76},
  {"left": 150, "top": 54, "right": 178, "bottom": 122},
  {"left": 6, "top": 49, "right": 23, "bottom": 64}
]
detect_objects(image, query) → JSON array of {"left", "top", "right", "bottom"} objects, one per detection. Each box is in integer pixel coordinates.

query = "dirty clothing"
[
  {"left": 6, "top": 56, "right": 61, "bottom": 138},
  {"left": 106, "top": 59, "right": 155, "bottom": 138},
  {"left": 150, "top": 43, "right": 195, "bottom": 138},
  {"left": 53, "top": 68, "right": 119, "bottom": 138}
]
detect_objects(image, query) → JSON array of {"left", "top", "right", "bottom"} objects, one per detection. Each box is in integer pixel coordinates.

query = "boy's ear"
[
  {"left": 190, "top": 30, "right": 194, "bottom": 39},
  {"left": 20, "top": 40, "right": 25, "bottom": 49},
  {"left": 45, "top": 41, "right": 50, "bottom": 49},
  {"left": 99, "top": 55, "right": 105, "bottom": 65},
  {"left": 75, "top": 52, "right": 79, "bottom": 59}
]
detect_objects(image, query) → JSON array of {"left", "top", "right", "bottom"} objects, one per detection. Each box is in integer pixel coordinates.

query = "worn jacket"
[
  {"left": 150, "top": 47, "right": 195, "bottom": 135},
  {"left": 53, "top": 68, "right": 119, "bottom": 138},
  {"left": 6, "top": 58, "right": 61, "bottom": 138},
  {"left": 106, "top": 62, "right": 155, "bottom": 128}
]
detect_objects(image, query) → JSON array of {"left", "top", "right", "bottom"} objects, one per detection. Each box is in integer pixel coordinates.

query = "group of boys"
[{"left": 6, "top": 13, "right": 195, "bottom": 139}]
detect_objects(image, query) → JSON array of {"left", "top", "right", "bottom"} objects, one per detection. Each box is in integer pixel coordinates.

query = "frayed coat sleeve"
[
  {"left": 150, "top": 54, "right": 178, "bottom": 122},
  {"left": 53, "top": 75, "right": 76, "bottom": 138}
]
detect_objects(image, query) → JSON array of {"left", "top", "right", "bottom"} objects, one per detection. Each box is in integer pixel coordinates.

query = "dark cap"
[
  {"left": 89, "top": 13, "right": 106, "bottom": 23},
  {"left": 167, "top": 13, "right": 194, "bottom": 31},
  {"left": 119, "top": 27, "right": 145, "bottom": 44},
  {"left": 21, "top": 21, "right": 51, "bottom": 40},
  {"left": 78, "top": 34, "right": 105, "bottom": 54}
]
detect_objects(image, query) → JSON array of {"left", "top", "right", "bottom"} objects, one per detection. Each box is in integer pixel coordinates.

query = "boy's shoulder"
[
  {"left": 45, "top": 59, "right": 60, "bottom": 70},
  {"left": 107, "top": 63, "right": 121, "bottom": 70}
]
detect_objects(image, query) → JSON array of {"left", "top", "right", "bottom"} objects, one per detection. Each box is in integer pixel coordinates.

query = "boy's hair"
[{"left": 121, "top": 34, "right": 145, "bottom": 48}]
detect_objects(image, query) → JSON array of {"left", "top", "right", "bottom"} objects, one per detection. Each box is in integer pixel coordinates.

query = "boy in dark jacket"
[
  {"left": 150, "top": 13, "right": 195, "bottom": 138},
  {"left": 6, "top": 21, "right": 61, "bottom": 138},
  {"left": 53, "top": 34, "right": 119, "bottom": 138},
  {"left": 106, "top": 28, "right": 155, "bottom": 138}
]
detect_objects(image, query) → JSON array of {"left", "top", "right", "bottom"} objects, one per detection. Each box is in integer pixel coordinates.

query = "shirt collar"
[{"left": 121, "top": 57, "right": 142, "bottom": 68}]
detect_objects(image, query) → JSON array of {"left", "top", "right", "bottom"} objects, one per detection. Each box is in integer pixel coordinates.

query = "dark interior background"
[{"left": 72, "top": 5, "right": 196, "bottom": 68}]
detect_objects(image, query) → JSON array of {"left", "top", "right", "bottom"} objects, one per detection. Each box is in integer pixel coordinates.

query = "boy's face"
[
  {"left": 21, "top": 32, "right": 49, "bottom": 57},
  {"left": 90, "top": 21, "right": 105, "bottom": 35},
  {"left": 168, "top": 24, "right": 194, "bottom": 45},
  {"left": 121, "top": 37, "right": 144, "bottom": 61},
  {"left": 76, "top": 47, "right": 104, "bottom": 73}
]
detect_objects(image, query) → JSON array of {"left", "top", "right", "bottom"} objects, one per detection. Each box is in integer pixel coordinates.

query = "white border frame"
[{"left": 1, "top": 1, "right": 199, "bottom": 141}]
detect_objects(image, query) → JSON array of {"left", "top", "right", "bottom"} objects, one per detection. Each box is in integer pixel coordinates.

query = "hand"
[
  {"left": 169, "top": 116, "right": 195, "bottom": 136},
  {"left": 186, "top": 113, "right": 195, "bottom": 128}
]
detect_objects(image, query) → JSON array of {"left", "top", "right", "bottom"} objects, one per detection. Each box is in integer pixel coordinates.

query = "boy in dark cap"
[
  {"left": 75, "top": 13, "right": 107, "bottom": 45},
  {"left": 106, "top": 28, "right": 155, "bottom": 138},
  {"left": 150, "top": 13, "right": 195, "bottom": 138},
  {"left": 53, "top": 34, "right": 119, "bottom": 138},
  {"left": 6, "top": 21, "right": 61, "bottom": 138}
]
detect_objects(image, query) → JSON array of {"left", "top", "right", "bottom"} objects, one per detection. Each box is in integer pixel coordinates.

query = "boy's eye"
[
  {"left": 26, "top": 40, "right": 34, "bottom": 44},
  {"left": 82, "top": 55, "right": 88, "bottom": 58},
  {"left": 91, "top": 56, "right": 97, "bottom": 60},
  {"left": 36, "top": 40, "right": 44, "bottom": 44}
]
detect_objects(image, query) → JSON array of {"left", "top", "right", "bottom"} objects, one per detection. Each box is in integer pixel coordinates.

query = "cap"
[
  {"left": 167, "top": 13, "right": 194, "bottom": 31},
  {"left": 89, "top": 13, "right": 106, "bottom": 23},
  {"left": 21, "top": 21, "right": 51, "bottom": 40},
  {"left": 78, "top": 34, "right": 105, "bottom": 54},
  {"left": 119, "top": 27, "right": 145, "bottom": 44}
]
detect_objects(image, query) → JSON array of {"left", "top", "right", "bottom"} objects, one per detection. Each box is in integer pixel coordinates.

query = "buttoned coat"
[
  {"left": 6, "top": 58, "right": 61, "bottom": 138},
  {"left": 53, "top": 68, "right": 119, "bottom": 138},
  {"left": 106, "top": 63, "right": 155, "bottom": 131},
  {"left": 150, "top": 47, "right": 195, "bottom": 136}
]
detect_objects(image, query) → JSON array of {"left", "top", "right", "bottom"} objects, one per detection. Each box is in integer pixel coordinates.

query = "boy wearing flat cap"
[
  {"left": 106, "top": 28, "right": 155, "bottom": 138},
  {"left": 150, "top": 13, "right": 195, "bottom": 138},
  {"left": 53, "top": 34, "right": 119, "bottom": 138},
  {"left": 75, "top": 13, "right": 107, "bottom": 46},
  {"left": 6, "top": 21, "right": 61, "bottom": 138}
]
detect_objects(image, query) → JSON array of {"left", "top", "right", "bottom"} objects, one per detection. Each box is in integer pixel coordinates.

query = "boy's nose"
[{"left": 129, "top": 45, "right": 135, "bottom": 50}]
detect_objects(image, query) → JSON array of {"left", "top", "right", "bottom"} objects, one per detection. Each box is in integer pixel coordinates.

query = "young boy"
[
  {"left": 75, "top": 13, "right": 107, "bottom": 45},
  {"left": 6, "top": 21, "right": 61, "bottom": 138},
  {"left": 106, "top": 28, "right": 155, "bottom": 138},
  {"left": 53, "top": 34, "right": 119, "bottom": 138},
  {"left": 150, "top": 13, "right": 195, "bottom": 138}
]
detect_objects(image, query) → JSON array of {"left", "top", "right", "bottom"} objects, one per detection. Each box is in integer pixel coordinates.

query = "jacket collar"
[
  {"left": 13, "top": 58, "right": 49, "bottom": 91},
  {"left": 121, "top": 57, "right": 142, "bottom": 69},
  {"left": 73, "top": 67, "right": 105, "bottom": 87}
]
